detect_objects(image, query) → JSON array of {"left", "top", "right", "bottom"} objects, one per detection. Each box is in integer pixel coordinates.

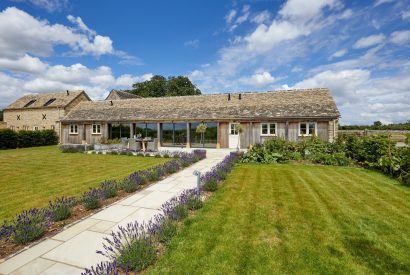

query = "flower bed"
[
  {"left": 82, "top": 151, "right": 242, "bottom": 274},
  {"left": 0, "top": 150, "right": 206, "bottom": 259}
]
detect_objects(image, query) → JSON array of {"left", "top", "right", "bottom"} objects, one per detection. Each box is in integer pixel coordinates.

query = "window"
[
  {"left": 92, "top": 124, "right": 101, "bottom": 134},
  {"left": 33, "top": 126, "right": 39, "bottom": 131},
  {"left": 261, "top": 123, "right": 276, "bottom": 136},
  {"left": 230, "top": 123, "right": 239, "bottom": 135},
  {"left": 23, "top": 125, "right": 29, "bottom": 130},
  {"left": 24, "top": 100, "right": 36, "bottom": 107},
  {"left": 299, "top": 122, "right": 316, "bottom": 136},
  {"left": 10, "top": 126, "right": 14, "bottom": 130},
  {"left": 70, "top": 124, "right": 78, "bottom": 134},
  {"left": 43, "top": 98, "right": 56, "bottom": 106},
  {"left": 51, "top": 125, "right": 55, "bottom": 130}
]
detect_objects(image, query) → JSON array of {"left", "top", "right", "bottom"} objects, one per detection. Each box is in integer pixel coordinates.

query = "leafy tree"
[
  {"left": 373, "top": 121, "right": 382, "bottom": 127},
  {"left": 130, "top": 75, "right": 201, "bottom": 97},
  {"left": 166, "top": 76, "right": 201, "bottom": 96}
]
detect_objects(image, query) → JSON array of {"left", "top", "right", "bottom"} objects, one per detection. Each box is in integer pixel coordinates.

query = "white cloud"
[
  {"left": 251, "top": 10, "right": 271, "bottom": 24},
  {"left": 184, "top": 39, "right": 199, "bottom": 48},
  {"left": 329, "top": 49, "right": 347, "bottom": 59},
  {"left": 0, "top": 62, "right": 152, "bottom": 105},
  {"left": 0, "top": 7, "right": 113, "bottom": 59},
  {"left": 67, "top": 15, "right": 96, "bottom": 37},
  {"left": 279, "top": 0, "right": 340, "bottom": 22},
  {"left": 225, "top": 9, "right": 237, "bottom": 24},
  {"left": 390, "top": 30, "right": 410, "bottom": 45},
  {"left": 188, "top": 70, "right": 205, "bottom": 81},
  {"left": 353, "top": 34, "right": 385, "bottom": 49},
  {"left": 402, "top": 10, "right": 410, "bottom": 20},
  {"left": 0, "top": 54, "right": 48, "bottom": 74},
  {"left": 292, "top": 69, "right": 410, "bottom": 124},
  {"left": 235, "top": 5, "right": 250, "bottom": 24},
  {"left": 13, "top": 0, "right": 69, "bottom": 12},
  {"left": 373, "top": 0, "right": 394, "bottom": 7},
  {"left": 240, "top": 71, "right": 276, "bottom": 87}
]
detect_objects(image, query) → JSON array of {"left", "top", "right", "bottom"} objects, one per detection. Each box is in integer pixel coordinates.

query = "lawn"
[
  {"left": 0, "top": 146, "right": 167, "bottom": 221},
  {"left": 149, "top": 163, "right": 410, "bottom": 274}
]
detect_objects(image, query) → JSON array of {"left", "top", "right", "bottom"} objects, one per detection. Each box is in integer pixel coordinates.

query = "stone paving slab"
[
  {"left": 51, "top": 218, "right": 99, "bottom": 242},
  {"left": 41, "top": 263, "right": 83, "bottom": 275},
  {"left": 9, "top": 258, "right": 55, "bottom": 275},
  {"left": 132, "top": 191, "right": 177, "bottom": 209},
  {"left": 0, "top": 149, "right": 233, "bottom": 274},
  {"left": 0, "top": 239, "right": 62, "bottom": 274},
  {"left": 42, "top": 231, "right": 108, "bottom": 269},
  {"left": 90, "top": 205, "right": 139, "bottom": 222}
]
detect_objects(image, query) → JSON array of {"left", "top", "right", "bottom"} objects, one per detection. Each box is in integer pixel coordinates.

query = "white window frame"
[
  {"left": 69, "top": 124, "right": 78, "bottom": 135},
  {"left": 92, "top": 124, "right": 101, "bottom": 135},
  {"left": 260, "top": 123, "right": 277, "bottom": 136},
  {"left": 33, "top": 126, "right": 39, "bottom": 131},
  {"left": 10, "top": 126, "right": 15, "bottom": 130},
  {"left": 298, "top": 122, "right": 317, "bottom": 136},
  {"left": 229, "top": 123, "right": 239, "bottom": 135}
]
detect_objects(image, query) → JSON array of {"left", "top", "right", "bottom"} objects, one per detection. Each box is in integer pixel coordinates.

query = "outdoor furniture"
[
  {"left": 121, "top": 138, "right": 129, "bottom": 151},
  {"left": 146, "top": 138, "right": 158, "bottom": 151},
  {"left": 129, "top": 138, "right": 141, "bottom": 152}
]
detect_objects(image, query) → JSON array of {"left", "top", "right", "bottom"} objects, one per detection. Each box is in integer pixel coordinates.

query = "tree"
[
  {"left": 129, "top": 75, "right": 201, "bottom": 97},
  {"left": 196, "top": 123, "right": 207, "bottom": 147},
  {"left": 373, "top": 121, "right": 383, "bottom": 127}
]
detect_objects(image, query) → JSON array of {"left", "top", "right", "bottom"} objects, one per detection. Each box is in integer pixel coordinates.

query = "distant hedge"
[{"left": 0, "top": 129, "right": 58, "bottom": 149}]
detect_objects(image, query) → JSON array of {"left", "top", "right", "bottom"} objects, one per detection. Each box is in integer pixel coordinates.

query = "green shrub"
[
  {"left": 186, "top": 195, "right": 203, "bottom": 210},
  {"left": 202, "top": 178, "right": 218, "bottom": 192},
  {"left": 172, "top": 204, "right": 188, "bottom": 220},
  {"left": 0, "top": 129, "right": 57, "bottom": 150},
  {"left": 157, "top": 219, "right": 178, "bottom": 244},
  {"left": 117, "top": 237, "right": 156, "bottom": 271},
  {"left": 100, "top": 180, "right": 118, "bottom": 198},
  {"left": 121, "top": 179, "right": 139, "bottom": 193}
]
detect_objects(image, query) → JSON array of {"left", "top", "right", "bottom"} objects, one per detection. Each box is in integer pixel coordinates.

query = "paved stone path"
[{"left": 0, "top": 149, "right": 233, "bottom": 275}]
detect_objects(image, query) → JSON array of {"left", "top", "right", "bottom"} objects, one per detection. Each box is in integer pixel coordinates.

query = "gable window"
[
  {"left": 24, "top": 100, "right": 36, "bottom": 108},
  {"left": 70, "top": 124, "right": 78, "bottom": 134},
  {"left": 261, "top": 123, "right": 276, "bottom": 136},
  {"left": 92, "top": 124, "right": 101, "bottom": 134},
  {"left": 299, "top": 122, "right": 317, "bottom": 136}
]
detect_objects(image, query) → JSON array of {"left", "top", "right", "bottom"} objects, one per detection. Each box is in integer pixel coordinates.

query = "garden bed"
[{"left": 0, "top": 149, "right": 207, "bottom": 260}]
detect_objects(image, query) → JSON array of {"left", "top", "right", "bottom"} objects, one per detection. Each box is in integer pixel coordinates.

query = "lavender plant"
[
  {"left": 121, "top": 178, "right": 139, "bottom": 193},
  {"left": 9, "top": 208, "right": 50, "bottom": 244},
  {"left": 82, "top": 260, "right": 118, "bottom": 275},
  {"left": 48, "top": 196, "right": 76, "bottom": 221},
  {"left": 156, "top": 218, "right": 177, "bottom": 244},
  {"left": 97, "top": 221, "right": 157, "bottom": 272},
  {"left": 81, "top": 188, "right": 103, "bottom": 210},
  {"left": 186, "top": 194, "right": 203, "bottom": 210},
  {"left": 100, "top": 180, "right": 118, "bottom": 198}
]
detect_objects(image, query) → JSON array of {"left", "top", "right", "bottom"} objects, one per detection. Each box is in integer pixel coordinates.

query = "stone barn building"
[
  {"left": 60, "top": 88, "right": 340, "bottom": 149},
  {"left": 3, "top": 90, "right": 90, "bottom": 141}
]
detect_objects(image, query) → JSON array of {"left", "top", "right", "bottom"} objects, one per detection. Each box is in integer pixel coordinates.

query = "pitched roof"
[
  {"left": 62, "top": 88, "right": 340, "bottom": 122},
  {"left": 105, "top": 90, "right": 141, "bottom": 100},
  {"left": 5, "top": 90, "right": 90, "bottom": 110}
]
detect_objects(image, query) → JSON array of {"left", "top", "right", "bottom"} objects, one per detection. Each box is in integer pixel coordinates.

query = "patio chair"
[
  {"left": 121, "top": 138, "right": 129, "bottom": 151},
  {"left": 129, "top": 138, "right": 141, "bottom": 152},
  {"left": 147, "top": 138, "right": 158, "bottom": 151}
]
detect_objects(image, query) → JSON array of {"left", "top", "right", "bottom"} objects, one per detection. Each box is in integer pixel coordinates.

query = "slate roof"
[
  {"left": 105, "top": 90, "right": 141, "bottom": 100},
  {"left": 5, "top": 90, "right": 90, "bottom": 110},
  {"left": 62, "top": 88, "right": 340, "bottom": 122}
]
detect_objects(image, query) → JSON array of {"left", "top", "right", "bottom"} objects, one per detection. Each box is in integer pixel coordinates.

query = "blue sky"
[{"left": 0, "top": 0, "right": 409, "bottom": 125}]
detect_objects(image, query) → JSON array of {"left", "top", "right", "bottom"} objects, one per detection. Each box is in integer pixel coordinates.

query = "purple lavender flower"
[{"left": 82, "top": 260, "right": 118, "bottom": 275}]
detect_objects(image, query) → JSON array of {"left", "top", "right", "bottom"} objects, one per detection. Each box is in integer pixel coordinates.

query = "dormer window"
[
  {"left": 24, "top": 100, "right": 36, "bottom": 108},
  {"left": 44, "top": 98, "right": 56, "bottom": 106}
]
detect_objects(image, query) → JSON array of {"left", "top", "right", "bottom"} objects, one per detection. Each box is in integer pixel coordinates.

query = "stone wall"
[
  {"left": 4, "top": 108, "right": 63, "bottom": 133},
  {"left": 0, "top": 121, "right": 7, "bottom": 129}
]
